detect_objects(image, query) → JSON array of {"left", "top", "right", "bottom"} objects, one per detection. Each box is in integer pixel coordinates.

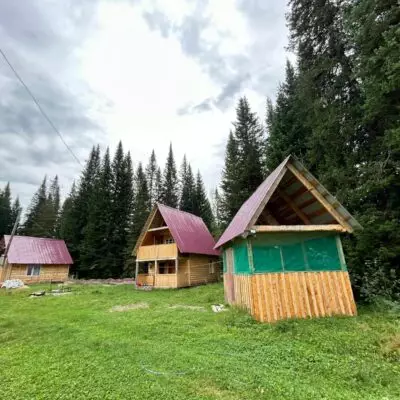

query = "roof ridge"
[
  {"left": 4, "top": 235, "right": 65, "bottom": 242},
  {"left": 157, "top": 203, "right": 205, "bottom": 221}
]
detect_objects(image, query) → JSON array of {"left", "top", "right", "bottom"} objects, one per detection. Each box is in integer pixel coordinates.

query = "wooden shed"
[
  {"left": 0, "top": 235, "right": 72, "bottom": 283},
  {"left": 215, "top": 156, "right": 361, "bottom": 323},
  {"left": 133, "top": 203, "right": 221, "bottom": 288}
]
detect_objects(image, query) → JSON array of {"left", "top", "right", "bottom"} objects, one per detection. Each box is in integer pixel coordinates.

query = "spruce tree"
[
  {"left": 110, "top": 143, "right": 134, "bottom": 276},
  {"left": 193, "top": 171, "right": 214, "bottom": 229},
  {"left": 265, "top": 61, "right": 309, "bottom": 171},
  {"left": 59, "top": 182, "right": 77, "bottom": 245},
  {"left": 220, "top": 132, "right": 241, "bottom": 227},
  {"left": 146, "top": 149, "right": 158, "bottom": 206},
  {"left": 67, "top": 146, "right": 101, "bottom": 270},
  {"left": 154, "top": 167, "right": 162, "bottom": 203},
  {"left": 178, "top": 155, "right": 196, "bottom": 213},
  {"left": 22, "top": 176, "right": 49, "bottom": 236},
  {"left": 233, "top": 97, "right": 265, "bottom": 201},
  {"left": 0, "top": 183, "right": 12, "bottom": 235},
  {"left": 287, "top": 0, "right": 360, "bottom": 199},
  {"left": 211, "top": 188, "right": 223, "bottom": 237},
  {"left": 80, "top": 148, "right": 113, "bottom": 278},
  {"left": 126, "top": 163, "right": 150, "bottom": 274},
  {"left": 343, "top": 0, "right": 400, "bottom": 300},
  {"left": 160, "top": 144, "right": 178, "bottom": 207},
  {"left": 10, "top": 197, "right": 21, "bottom": 231}
]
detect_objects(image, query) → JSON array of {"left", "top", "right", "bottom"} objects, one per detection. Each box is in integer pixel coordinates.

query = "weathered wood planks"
[{"left": 225, "top": 271, "right": 357, "bottom": 323}]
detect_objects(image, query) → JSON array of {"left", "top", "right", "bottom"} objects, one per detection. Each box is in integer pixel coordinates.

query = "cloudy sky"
[{"left": 0, "top": 0, "right": 291, "bottom": 208}]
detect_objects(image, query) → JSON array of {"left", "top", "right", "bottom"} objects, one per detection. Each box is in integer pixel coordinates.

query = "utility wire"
[{"left": 0, "top": 48, "right": 83, "bottom": 167}]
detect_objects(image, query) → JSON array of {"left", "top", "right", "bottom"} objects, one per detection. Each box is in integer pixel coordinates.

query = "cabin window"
[
  {"left": 158, "top": 263, "right": 176, "bottom": 274},
  {"left": 164, "top": 238, "right": 174, "bottom": 244},
  {"left": 27, "top": 264, "right": 41, "bottom": 276}
]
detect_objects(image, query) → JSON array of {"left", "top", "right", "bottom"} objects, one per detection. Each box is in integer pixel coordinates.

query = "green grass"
[{"left": 0, "top": 283, "right": 399, "bottom": 400}]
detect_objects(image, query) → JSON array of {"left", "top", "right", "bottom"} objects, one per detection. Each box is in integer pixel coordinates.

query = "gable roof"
[
  {"left": 3, "top": 235, "right": 73, "bottom": 265},
  {"left": 215, "top": 155, "right": 361, "bottom": 248},
  {"left": 134, "top": 203, "right": 220, "bottom": 256}
]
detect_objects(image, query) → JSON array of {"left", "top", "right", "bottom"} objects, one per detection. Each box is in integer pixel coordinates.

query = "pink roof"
[
  {"left": 215, "top": 156, "right": 290, "bottom": 248},
  {"left": 4, "top": 235, "right": 73, "bottom": 265},
  {"left": 158, "top": 204, "right": 220, "bottom": 256}
]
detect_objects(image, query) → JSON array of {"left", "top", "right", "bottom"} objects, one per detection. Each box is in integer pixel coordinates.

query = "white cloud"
[{"left": 0, "top": 0, "right": 291, "bottom": 208}]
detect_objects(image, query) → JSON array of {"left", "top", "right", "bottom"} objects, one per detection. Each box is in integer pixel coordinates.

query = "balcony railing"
[{"left": 137, "top": 243, "right": 177, "bottom": 260}]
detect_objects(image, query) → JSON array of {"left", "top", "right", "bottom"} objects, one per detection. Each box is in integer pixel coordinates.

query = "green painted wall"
[
  {"left": 223, "top": 232, "right": 347, "bottom": 275},
  {"left": 251, "top": 232, "right": 346, "bottom": 273}
]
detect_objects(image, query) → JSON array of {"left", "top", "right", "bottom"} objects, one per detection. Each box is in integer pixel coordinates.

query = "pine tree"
[
  {"left": 80, "top": 148, "right": 113, "bottom": 278},
  {"left": 265, "top": 61, "right": 309, "bottom": 171},
  {"left": 160, "top": 144, "right": 178, "bottom": 207},
  {"left": 146, "top": 149, "right": 158, "bottom": 206},
  {"left": 0, "top": 183, "right": 12, "bottom": 235},
  {"left": 178, "top": 156, "right": 196, "bottom": 213},
  {"left": 220, "top": 132, "right": 241, "bottom": 227},
  {"left": 193, "top": 171, "right": 214, "bottom": 229}
]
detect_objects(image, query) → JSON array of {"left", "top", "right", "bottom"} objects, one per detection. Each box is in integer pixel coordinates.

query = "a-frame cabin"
[
  {"left": 215, "top": 155, "right": 361, "bottom": 323},
  {"left": 133, "top": 203, "right": 220, "bottom": 288}
]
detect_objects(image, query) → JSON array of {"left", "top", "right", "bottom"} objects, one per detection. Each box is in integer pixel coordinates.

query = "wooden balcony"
[{"left": 137, "top": 243, "right": 178, "bottom": 261}]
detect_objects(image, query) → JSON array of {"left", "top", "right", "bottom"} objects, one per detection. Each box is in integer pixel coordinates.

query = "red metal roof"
[
  {"left": 158, "top": 204, "right": 220, "bottom": 256},
  {"left": 4, "top": 235, "right": 73, "bottom": 265},
  {"left": 215, "top": 156, "right": 290, "bottom": 248}
]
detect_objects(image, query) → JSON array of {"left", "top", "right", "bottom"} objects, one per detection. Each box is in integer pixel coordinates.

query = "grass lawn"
[{"left": 0, "top": 283, "right": 399, "bottom": 400}]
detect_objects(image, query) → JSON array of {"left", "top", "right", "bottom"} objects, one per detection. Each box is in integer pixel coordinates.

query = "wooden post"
[
  {"left": 188, "top": 258, "right": 191, "bottom": 287},
  {"left": 135, "top": 261, "right": 139, "bottom": 288},
  {"left": 175, "top": 257, "right": 178, "bottom": 288},
  {"left": 1, "top": 208, "right": 21, "bottom": 269},
  {"left": 154, "top": 260, "right": 158, "bottom": 287}
]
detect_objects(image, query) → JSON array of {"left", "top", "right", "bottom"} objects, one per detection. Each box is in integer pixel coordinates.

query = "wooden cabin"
[
  {"left": 0, "top": 235, "right": 72, "bottom": 283},
  {"left": 133, "top": 203, "right": 220, "bottom": 288},
  {"left": 215, "top": 156, "right": 361, "bottom": 323}
]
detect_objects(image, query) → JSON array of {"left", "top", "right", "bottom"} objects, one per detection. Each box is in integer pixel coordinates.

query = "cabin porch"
[{"left": 136, "top": 259, "right": 181, "bottom": 288}]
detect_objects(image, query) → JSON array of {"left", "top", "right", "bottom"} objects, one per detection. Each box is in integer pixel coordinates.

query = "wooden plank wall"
[
  {"left": 154, "top": 274, "right": 177, "bottom": 288},
  {"left": 137, "top": 274, "right": 155, "bottom": 286},
  {"left": 6, "top": 264, "right": 69, "bottom": 283},
  {"left": 177, "top": 258, "right": 189, "bottom": 288},
  {"left": 232, "top": 275, "right": 253, "bottom": 313},
  {"left": 251, "top": 271, "right": 356, "bottom": 323},
  {"left": 189, "top": 255, "right": 220, "bottom": 286}
]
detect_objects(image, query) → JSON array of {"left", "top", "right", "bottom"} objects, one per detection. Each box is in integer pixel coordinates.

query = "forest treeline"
[
  {"left": 0, "top": 143, "right": 213, "bottom": 278},
  {"left": 1, "top": 0, "right": 398, "bottom": 300}
]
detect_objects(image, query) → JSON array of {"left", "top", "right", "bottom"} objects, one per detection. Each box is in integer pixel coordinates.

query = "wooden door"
[{"left": 224, "top": 248, "right": 235, "bottom": 304}]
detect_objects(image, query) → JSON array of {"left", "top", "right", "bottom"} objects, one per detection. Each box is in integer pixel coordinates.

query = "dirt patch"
[
  {"left": 110, "top": 303, "right": 149, "bottom": 312},
  {"left": 168, "top": 304, "right": 206, "bottom": 312}
]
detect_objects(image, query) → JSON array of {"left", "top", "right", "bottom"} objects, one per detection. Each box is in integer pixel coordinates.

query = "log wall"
[
  {"left": 188, "top": 255, "right": 220, "bottom": 286},
  {"left": 225, "top": 271, "right": 356, "bottom": 323},
  {"left": 4, "top": 264, "right": 69, "bottom": 283}
]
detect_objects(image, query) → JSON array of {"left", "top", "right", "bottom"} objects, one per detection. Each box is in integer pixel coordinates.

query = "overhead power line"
[{"left": 0, "top": 48, "right": 83, "bottom": 167}]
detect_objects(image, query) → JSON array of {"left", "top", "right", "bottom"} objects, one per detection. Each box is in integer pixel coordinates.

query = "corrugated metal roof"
[
  {"left": 215, "top": 156, "right": 290, "bottom": 248},
  {"left": 4, "top": 235, "right": 73, "bottom": 265},
  {"left": 215, "top": 156, "right": 361, "bottom": 248},
  {"left": 158, "top": 204, "right": 220, "bottom": 256}
]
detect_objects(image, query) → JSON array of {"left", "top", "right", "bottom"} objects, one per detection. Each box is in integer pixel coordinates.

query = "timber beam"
[{"left": 252, "top": 225, "right": 346, "bottom": 233}]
